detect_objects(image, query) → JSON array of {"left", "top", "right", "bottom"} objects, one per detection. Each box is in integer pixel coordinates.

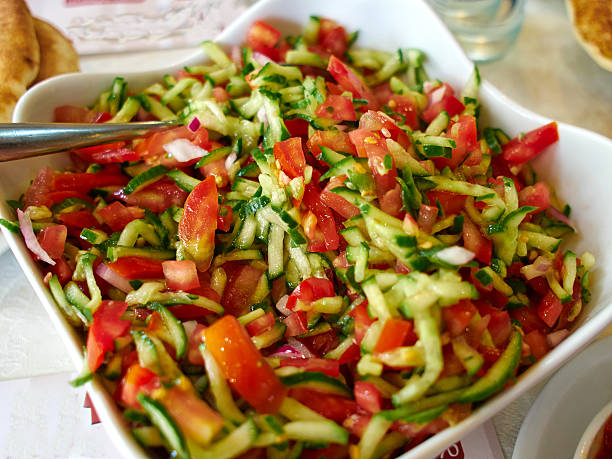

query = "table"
[{"left": 1, "top": 0, "right": 610, "bottom": 457}]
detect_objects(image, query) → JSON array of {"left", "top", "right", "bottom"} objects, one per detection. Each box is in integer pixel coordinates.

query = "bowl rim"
[
  {"left": 574, "top": 398, "right": 612, "bottom": 459},
  {"left": 5, "top": 0, "right": 612, "bottom": 458}
]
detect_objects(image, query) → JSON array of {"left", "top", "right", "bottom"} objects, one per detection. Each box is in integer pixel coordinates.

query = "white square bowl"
[{"left": 3, "top": 0, "right": 612, "bottom": 457}]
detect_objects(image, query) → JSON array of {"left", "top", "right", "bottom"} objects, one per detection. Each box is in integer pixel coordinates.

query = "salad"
[{"left": 1, "top": 15, "right": 594, "bottom": 459}]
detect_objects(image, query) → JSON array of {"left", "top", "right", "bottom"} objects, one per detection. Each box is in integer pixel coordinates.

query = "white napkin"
[{"left": 25, "top": 0, "right": 253, "bottom": 55}]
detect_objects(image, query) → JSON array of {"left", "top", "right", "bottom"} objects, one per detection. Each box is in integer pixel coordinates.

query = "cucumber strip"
[
  {"left": 425, "top": 110, "right": 450, "bottom": 136},
  {"left": 280, "top": 371, "right": 352, "bottom": 398},
  {"left": 107, "top": 77, "right": 127, "bottom": 115},
  {"left": 138, "top": 94, "right": 176, "bottom": 120},
  {"left": 200, "top": 343, "right": 246, "bottom": 424},
  {"left": 562, "top": 251, "right": 577, "bottom": 295},
  {"left": 138, "top": 394, "right": 189, "bottom": 459},
  {"left": 118, "top": 219, "right": 161, "bottom": 247},
  {"left": 358, "top": 415, "right": 392, "bottom": 459},
  {"left": 285, "top": 50, "right": 327, "bottom": 68},
  {"left": 123, "top": 165, "right": 169, "bottom": 195},
  {"left": 167, "top": 170, "right": 201, "bottom": 192},
  {"left": 109, "top": 96, "right": 141, "bottom": 123},
  {"left": 196, "top": 146, "right": 233, "bottom": 168},
  {"left": 212, "top": 249, "right": 263, "bottom": 268},
  {"left": 64, "top": 281, "right": 93, "bottom": 323},
  {"left": 132, "top": 426, "right": 164, "bottom": 448},
  {"left": 361, "top": 278, "right": 395, "bottom": 320},
  {"left": 373, "top": 432, "right": 407, "bottom": 459},
  {"left": 252, "top": 322, "right": 286, "bottom": 349},
  {"left": 200, "top": 41, "right": 233, "bottom": 67},
  {"left": 147, "top": 302, "right": 187, "bottom": 359},
  {"left": 107, "top": 246, "right": 175, "bottom": 262},
  {"left": 519, "top": 230, "right": 561, "bottom": 253},
  {"left": 283, "top": 420, "right": 349, "bottom": 445},
  {"left": 132, "top": 331, "right": 162, "bottom": 374},
  {"left": 48, "top": 275, "right": 82, "bottom": 326},
  {"left": 234, "top": 214, "right": 257, "bottom": 249},
  {"left": 236, "top": 308, "right": 265, "bottom": 326},
  {"left": 460, "top": 65, "right": 481, "bottom": 100},
  {"left": 126, "top": 282, "right": 224, "bottom": 314},
  {"left": 278, "top": 397, "right": 327, "bottom": 422},
  {"left": 451, "top": 335, "right": 484, "bottom": 376},
  {"left": 303, "top": 16, "right": 320, "bottom": 45},
  {"left": 190, "top": 418, "right": 258, "bottom": 459},
  {"left": 80, "top": 228, "right": 108, "bottom": 245},
  {"left": 324, "top": 335, "right": 356, "bottom": 360}
]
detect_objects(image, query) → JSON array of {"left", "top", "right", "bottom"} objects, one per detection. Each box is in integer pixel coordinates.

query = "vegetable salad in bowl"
[{"left": 0, "top": 15, "right": 594, "bottom": 459}]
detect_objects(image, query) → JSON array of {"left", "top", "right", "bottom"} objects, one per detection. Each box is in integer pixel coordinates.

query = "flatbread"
[
  {"left": 566, "top": 0, "right": 612, "bottom": 72},
  {"left": 0, "top": 0, "right": 40, "bottom": 122},
  {"left": 33, "top": 18, "right": 80, "bottom": 84}
]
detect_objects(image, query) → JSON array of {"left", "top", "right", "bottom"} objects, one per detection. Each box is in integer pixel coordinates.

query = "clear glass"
[{"left": 427, "top": 0, "right": 526, "bottom": 62}]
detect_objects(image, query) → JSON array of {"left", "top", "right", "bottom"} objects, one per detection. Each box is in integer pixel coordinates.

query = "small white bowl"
[
  {"left": 575, "top": 400, "right": 612, "bottom": 459},
  {"left": 3, "top": 0, "right": 612, "bottom": 458}
]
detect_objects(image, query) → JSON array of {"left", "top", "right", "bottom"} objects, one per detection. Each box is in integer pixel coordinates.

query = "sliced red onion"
[
  {"left": 547, "top": 329, "right": 569, "bottom": 348},
  {"left": 287, "top": 337, "right": 315, "bottom": 359},
  {"left": 17, "top": 209, "right": 55, "bottom": 265},
  {"left": 269, "top": 344, "right": 305, "bottom": 360},
  {"left": 182, "top": 320, "right": 198, "bottom": 339},
  {"left": 231, "top": 45, "right": 242, "bottom": 67},
  {"left": 225, "top": 151, "right": 238, "bottom": 170},
  {"left": 546, "top": 206, "right": 574, "bottom": 227},
  {"left": 163, "top": 138, "right": 208, "bottom": 163},
  {"left": 253, "top": 51, "right": 275, "bottom": 65},
  {"left": 435, "top": 246, "right": 475, "bottom": 265},
  {"left": 187, "top": 117, "right": 201, "bottom": 133},
  {"left": 275, "top": 294, "right": 292, "bottom": 316},
  {"left": 520, "top": 256, "right": 552, "bottom": 280},
  {"left": 95, "top": 263, "right": 133, "bottom": 293}
]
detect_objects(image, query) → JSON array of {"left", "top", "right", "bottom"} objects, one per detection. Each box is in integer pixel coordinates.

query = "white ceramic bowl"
[
  {"left": 575, "top": 399, "right": 612, "bottom": 459},
  {"left": 3, "top": 0, "right": 612, "bottom": 457}
]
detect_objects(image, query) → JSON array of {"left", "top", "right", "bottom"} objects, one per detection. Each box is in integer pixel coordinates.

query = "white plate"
[
  {"left": 4, "top": 0, "right": 612, "bottom": 458},
  {"left": 513, "top": 334, "right": 612, "bottom": 459}
]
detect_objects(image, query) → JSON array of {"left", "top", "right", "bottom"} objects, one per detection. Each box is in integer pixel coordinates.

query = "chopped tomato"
[
  {"left": 284, "top": 118, "right": 310, "bottom": 138},
  {"left": 48, "top": 257, "right": 73, "bottom": 285},
  {"left": 37, "top": 225, "right": 67, "bottom": 260},
  {"left": 417, "top": 204, "right": 438, "bottom": 233},
  {"left": 501, "top": 122, "right": 559, "bottom": 165},
  {"left": 518, "top": 182, "right": 550, "bottom": 213},
  {"left": 358, "top": 110, "right": 412, "bottom": 152},
  {"left": 320, "top": 176, "right": 360, "bottom": 219},
  {"left": 443, "top": 300, "right": 478, "bottom": 337},
  {"left": 425, "top": 190, "right": 467, "bottom": 216},
  {"left": 302, "top": 184, "right": 340, "bottom": 251},
  {"left": 115, "top": 181, "right": 188, "bottom": 214},
  {"left": 53, "top": 171, "right": 127, "bottom": 193},
  {"left": 217, "top": 204, "right": 234, "bottom": 232},
  {"left": 282, "top": 311, "right": 308, "bottom": 337},
  {"left": 387, "top": 94, "right": 420, "bottom": 130},
  {"left": 354, "top": 381, "right": 383, "bottom": 413},
  {"left": 203, "top": 315, "right": 287, "bottom": 413},
  {"left": 434, "top": 115, "right": 478, "bottom": 170},
  {"left": 246, "top": 20, "right": 282, "bottom": 59},
  {"left": 107, "top": 257, "right": 164, "bottom": 280},
  {"left": 318, "top": 18, "right": 348, "bottom": 57},
  {"left": 537, "top": 289, "right": 563, "bottom": 328},
  {"left": 286, "top": 277, "right": 335, "bottom": 311},
  {"left": 134, "top": 126, "right": 210, "bottom": 166},
  {"left": 301, "top": 445, "right": 348, "bottom": 459},
  {"left": 338, "top": 341, "right": 361, "bottom": 365},
  {"left": 118, "top": 364, "right": 160, "bottom": 409},
  {"left": 439, "top": 344, "right": 465, "bottom": 378},
  {"left": 168, "top": 304, "right": 214, "bottom": 322},
  {"left": 279, "top": 357, "right": 340, "bottom": 377},
  {"left": 524, "top": 329, "right": 549, "bottom": 360},
  {"left": 199, "top": 158, "right": 229, "bottom": 188},
  {"left": 221, "top": 264, "right": 264, "bottom": 316},
  {"left": 24, "top": 166, "right": 54, "bottom": 208},
  {"left": 87, "top": 301, "right": 131, "bottom": 372},
  {"left": 74, "top": 141, "right": 139, "bottom": 164},
  {"left": 178, "top": 177, "right": 218, "bottom": 271},
  {"left": 299, "top": 330, "right": 340, "bottom": 357},
  {"left": 475, "top": 301, "right": 512, "bottom": 347},
  {"left": 96, "top": 201, "right": 145, "bottom": 231},
  {"left": 510, "top": 306, "right": 547, "bottom": 334},
  {"left": 306, "top": 129, "right": 357, "bottom": 157},
  {"left": 290, "top": 387, "right": 358, "bottom": 423},
  {"left": 273, "top": 137, "right": 306, "bottom": 179},
  {"left": 422, "top": 82, "right": 465, "bottom": 123},
  {"left": 187, "top": 323, "right": 207, "bottom": 365},
  {"left": 54, "top": 105, "right": 109, "bottom": 123},
  {"left": 315, "top": 94, "right": 356, "bottom": 121},
  {"left": 162, "top": 260, "right": 200, "bottom": 291},
  {"left": 57, "top": 210, "right": 101, "bottom": 232},
  {"left": 327, "top": 55, "right": 378, "bottom": 110},
  {"left": 462, "top": 216, "right": 492, "bottom": 264},
  {"left": 245, "top": 312, "right": 276, "bottom": 336},
  {"left": 348, "top": 301, "right": 375, "bottom": 345},
  {"left": 373, "top": 318, "right": 416, "bottom": 353}
]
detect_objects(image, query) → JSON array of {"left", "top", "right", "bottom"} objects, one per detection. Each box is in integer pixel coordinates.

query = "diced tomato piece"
[
  {"left": 178, "top": 177, "right": 218, "bottom": 271},
  {"left": 462, "top": 216, "right": 492, "bottom": 264},
  {"left": 24, "top": 166, "right": 54, "bottom": 208},
  {"left": 524, "top": 329, "right": 549, "bottom": 360},
  {"left": 425, "top": 190, "right": 467, "bottom": 216},
  {"left": 422, "top": 83, "right": 465, "bottom": 123},
  {"left": 87, "top": 301, "right": 131, "bottom": 372},
  {"left": 118, "top": 364, "right": 160, "bottom": 409},
  {"left": 358, "top": 110, "right": 412, "bottom": 151},
  {"left": 510, "top": 306, "right": 547, "bottom": 334},
  {"left": 54, "top": 105, "right": 106, "bottom": 123},
  {"left": 327, "top": 55, "right": 378, "bottom": 110},
  {"left": 434, "top": 115, "right": 478, "bottom": 170},
  {"left": 273, "top": 137, "right": 306, "bottom": 179},
  {"left": 286, "top": 277, "right": 335, "bottom": 311},
  {"left": 96, "top": 201, "right": 145, "bottom": 231},
  {"left": 217, "top": 204, "right": 234, "bottom": 232},
  {"left": 537, "top": 289, "right": 564, "bottom": 328},
  {"left": 199, "top": 158, "right": 229, "bottom": 188},
  {"left": 299, "top": 330, "right": 340, "bottom": 357},
  {"left": 476, "top": 301, "right": 512, "bottom": 347},
  {"left": 115, "top": 181, "right": 188, "bottom": 214},
  {"left": 301, "top": 445, "right": 348, "bottom": 459},
  {"left": 442, "top": 300, "right": 478, "bottom": 337},
  {"left": 74, "top": 141, "right": 139, "bottom": 164},
  {"left": 349, "top": 301, "right": 375, "bottom": 345},
  {"left": 168, "top": 304, "right": 214, "bottom": 322},
  {"left": 284, "top": 118, "right": 310, "bottom": 138},
  {"left": 36, "top": 225, "right": 67, "bottom": 260},
  {"left": 354, "top": 381, "right": 383, "bottom": 414},
  {"left": 518, "top": 182, "right": 550, "bottom": 213},
  {"left": 320, "top": 176, "right": 360, "bottom": 219},
  {"left": 53, "top": 171, "right": 127, "bottom": 193},
  {"left": 48, "top": 257, "right": 73, "bottom": 285},
  {"left": 417, "top": 204, "right": 438, "bottom": 233},
  {"left": 318, "top": 18, "right": 348, "bottom": 56},
  {"left": 204, "top": 315, "right": 287, "bottom": 413},
  {"left": 315, "top": 94, "right": 356, "bottom": 121},
  {"left": 279, "top": 358, "right": 340, "bottom": 377},
  {"left": 187, "top": 323, "right": 206, "bottom": 365},
  {"left": 387, "top": 94, "right": 420, "bottom": 130},
  {"left": 303, "top": 184, "right": 340, "bottom": 251},
  {"left": 221, "top": 264, "right": 264, "bottom": 316},
  {"left": 283, "top": 311, "right": 308, "bottom": 337},
  {"left": 247, "top": 20, "right": 281, "bottom": 50},
  {"left": 161, "top": 386, "right": 224, "bottom": 445},
  {"left": 246, "top": 312, "right": 276, "bottom": 336},
  {"left": 501, "top": 122, "right": 559, "bottom": 165},
  {"left": 57, "top": 210, "right": 101, "bottom": 232},
  {"left": 162, "top": 260, "right": 200, "bottom": 291},
  {"left": 290, "top": 387, "right": 358, "bottom": 423},
  {"left": 373, "top": 318, "right": 415, "bottom": 353},
  {"left": 306, "top": 129, "right": 357, "bottom": 157},
  {"left": 107, "top": 257, "right": 164, "bottom": 280},
  {"left": 439, "top": 344, "right": 466, "bottom": 378}
]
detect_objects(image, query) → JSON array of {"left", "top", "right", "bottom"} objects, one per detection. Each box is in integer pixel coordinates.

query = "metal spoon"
[{"left": 0, "top": 120, "right": 181, "bottom": 162}]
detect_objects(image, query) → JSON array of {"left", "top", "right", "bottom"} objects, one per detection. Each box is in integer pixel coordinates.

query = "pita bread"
[
  {"left": 32, "top": 18, "right": 80, "bottom": 84},
  {"left": 0, "top": 0, "right": 40, "bottom": 122},
  {"left": 566, "top": 0, "right": 612, "bottom": 72}
]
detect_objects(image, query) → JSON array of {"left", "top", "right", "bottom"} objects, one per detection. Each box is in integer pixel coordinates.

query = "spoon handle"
[{"left": 0, "top": 121, "right": 180, "bottom": 162}]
